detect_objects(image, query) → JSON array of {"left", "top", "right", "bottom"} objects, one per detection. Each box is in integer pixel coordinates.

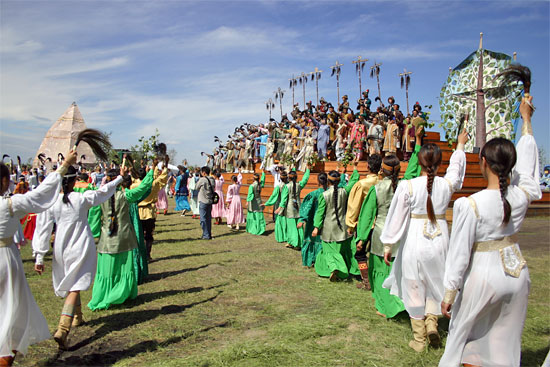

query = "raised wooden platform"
[{"left": 221, "top": 131, "right": 549, "bottom": 218}]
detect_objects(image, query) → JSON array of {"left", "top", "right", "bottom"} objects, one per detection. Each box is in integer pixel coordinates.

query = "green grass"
[{"left": 15, "top": 204, "right": 550, "bottom": 366}]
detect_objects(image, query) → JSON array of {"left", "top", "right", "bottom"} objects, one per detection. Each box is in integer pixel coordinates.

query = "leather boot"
[
  {"left": 408, "top": 318, "right": 427, "bottom": 352},
  {"left": 72, "top": 303, "right": 84, "bottom": 327},
  {"left": 53, "top": 305, "right": 74, "bottom": 350},
  {"left": 0, "top": 352, "right": 15, "bottom": 367},
  {"left": 425, "top": 314, "right": 440, "bottom": 347},
  {"left": 356, "top": 261, "right": 371, "bottom": 290}
]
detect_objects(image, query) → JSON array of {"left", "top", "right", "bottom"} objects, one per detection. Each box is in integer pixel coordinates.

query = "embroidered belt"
[
  {"left": 410, "top": 213, "right": 446, "bottom": 220},
  {"left": 474, "top": 236, "right": 526, "bottom": 278},
  {"left": 473, "top": 236, "right": 514, "bottom": 252},
  {"left": 0, "top": 237, "right": 13, "bottom": 248}
]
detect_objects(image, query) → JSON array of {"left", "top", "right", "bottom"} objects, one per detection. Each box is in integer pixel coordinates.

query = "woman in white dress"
[
  {"left": 0, "top": 150, "right": 76, "bottom": 366},
  {"left": 32, "top": 165, "right": 123, "bottom": 350},
  {"left": 380, "top": 130, "right": 468, "bottom": 352},
  {"left": 439, "top": 96, "right": 541, "bottom": 367}
]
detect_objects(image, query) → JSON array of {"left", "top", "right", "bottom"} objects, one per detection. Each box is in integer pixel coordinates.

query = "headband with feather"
[{"left": 74, "top": 128, "right": 112, "bottom": 162}]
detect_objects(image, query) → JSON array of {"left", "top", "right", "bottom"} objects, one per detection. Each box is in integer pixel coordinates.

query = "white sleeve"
[
  {"left": 82, "top": 176, "right": 123, "bottom": 209},
  {"left": 443, "top": 197, "right": 477, "bottom": 304},
  {"left": 511, "top": 134, "right": 542, "bottom": 202},
  {"left": 10, "top": 172, "right": 62, "bottom": 217},
  {"left": 443, "top": 149, "right": 466, "bottom": 193},
  {"left": 379, "top": 180, "right": 411, "bottom": 249},
  {"left": 32, "top": 208, "right": 55, "bottom": 265}
]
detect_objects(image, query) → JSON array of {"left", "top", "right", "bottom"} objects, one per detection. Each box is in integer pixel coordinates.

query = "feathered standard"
[{"left": 74, "top": 128, "right": 112, "bottom": 162}]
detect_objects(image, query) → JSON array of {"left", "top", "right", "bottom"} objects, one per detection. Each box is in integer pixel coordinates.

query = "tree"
[{"left": 129, "top": 129, "right": 160, "bottom": 161}]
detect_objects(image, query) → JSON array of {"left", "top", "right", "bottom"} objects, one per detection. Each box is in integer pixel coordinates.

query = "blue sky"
[{"left": 1, "top": 0, "right": 548, "bottom": 165}]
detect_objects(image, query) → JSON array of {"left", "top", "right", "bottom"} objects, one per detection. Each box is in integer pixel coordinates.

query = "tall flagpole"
[{"left": 352, "top": 56, "right": 369, "bottom": 98}]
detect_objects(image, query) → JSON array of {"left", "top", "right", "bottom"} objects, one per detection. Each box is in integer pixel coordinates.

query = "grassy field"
[{"left": 15, "top": 202, "right": 550, "bottom": 367}]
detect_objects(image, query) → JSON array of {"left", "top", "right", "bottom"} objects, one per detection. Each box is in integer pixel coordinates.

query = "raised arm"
[
  {"left": 403, "top": 127, "right": 423, "bottom": 180},
  {"left": 126, "top": 169, "right": 155, "bottom": 203},
  {"left": 443, "top": 130, "right": 467, "bottom": 192},
  {"left": 82, "top": 176, "right": 123, "bottom": 209},
  {"left": 344, "top": 168, "right": 360, "bottom": 194},
  {"left": 264, "top": 186, "right": 281, "bottom": 207},
  {"left": 511, "top": 97, "right": 542, "bottom": 202},
  {"left": 11, "top": 163, "right": 71, "bottom": 216},
  {"left": 299, "top": 168, "right": 310, "bottom": 189},
  {"left": 260, "top": 171, "right": 266, "bottom": 188}
]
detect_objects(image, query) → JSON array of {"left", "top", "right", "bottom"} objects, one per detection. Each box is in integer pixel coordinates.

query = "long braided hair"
[
  {"left": 418, "top": 143, "right": 442, "bottom": 225},
  {"left": 318, "top": 172, "right": 328, "bottom": 190},
  {"left": 381, "top": 155, "right": 401, "bottom": 192},
  {"left": 328, "top": 170, "right": 342, "bottom": 229},
  {"left": 62, "top": 166, "right": 78, "bottom": 205},
  {"left": 480, "top": 138, "right": 516, "bottom": 226},
  {"left": 106, "top": 169, "right": 119, "bottom": 236},
  {"left": 289, "top": 171, "right": 299, "bottom": 210}
]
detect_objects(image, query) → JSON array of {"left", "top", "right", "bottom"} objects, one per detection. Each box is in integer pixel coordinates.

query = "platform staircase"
[{"left": 221, "top": 131, "right": 549, "bottom": 220}]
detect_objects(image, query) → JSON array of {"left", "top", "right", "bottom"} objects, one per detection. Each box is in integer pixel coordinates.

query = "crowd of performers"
[
  {"left": 0, "top": 93, "right": 543, "bottom": 367},
  {"left": 190, "top": 95, "right": 540, "bottom": 366},
  {"left": 203, "top": 93, "right": 429, "bottom": 175}
]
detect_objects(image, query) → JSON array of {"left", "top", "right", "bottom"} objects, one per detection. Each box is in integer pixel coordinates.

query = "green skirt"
[
  {"left": 246, "top": 211, "right": 265, "bottom": 235},
  {"left": 314, "top": 238, "right": 354, "bottom": 279},
  {"left": 274, "top": 215, "right": 287, "bottom": 243},
  {"left": 284, "top": 217, "right": 303, "bottom": 248},
  {"left": 368, "top": 254, "right": 405, "bottom": 318},
  {"left": 301, "top": 234, "right": 321, "bottom": 267},
  {"left": 88, "top": 250, "right": 138, "bottom": 310}
]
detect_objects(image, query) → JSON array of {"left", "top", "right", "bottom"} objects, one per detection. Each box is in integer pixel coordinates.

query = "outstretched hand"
[
  {"left": 520, "top": 95, "right": 534, "bottom": 120},
  {"left": 457, "top": 128, "right": 469, "bottom": 147},
  {"left": 63, "top": 150, "right": 78, "bottom": 166},
  {"left": 441, "top": 302, "right": 452, "bottom": 319},
  {"left": 383, "top": 251, "right": 392, "bottom": 266},
  {"left": 34, "top": 264, "right": 44, "bottom": 275}
]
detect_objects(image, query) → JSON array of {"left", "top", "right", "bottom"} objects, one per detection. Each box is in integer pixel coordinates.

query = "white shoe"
[{"left": 227, "top": 224, "right": 232, "bottom": 228}]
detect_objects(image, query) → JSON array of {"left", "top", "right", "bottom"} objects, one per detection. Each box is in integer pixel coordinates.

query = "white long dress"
[
  {"left": 32, "top": 176, "right": 122, "bottom": 298},
  {"left": 380, "top": 148, "right": 466, "bottom": 319},
  {"left": 439, "top": 134, "right": 541, "bottom": 367},
  {"left": 0, "top": 171, "right": 63, "bottom": 357}
]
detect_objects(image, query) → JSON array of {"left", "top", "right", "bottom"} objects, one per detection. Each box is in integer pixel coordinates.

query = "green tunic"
[
  {"left": 313, "top": 169, "right": 359, "bottom": 279},
  {"left": 88, "top": 174, "right": 153, "bottom": 310},
  {"left": 278, "top": 169, "right": 310, "bottom": 248},
  {"left": 299, "top": 188, "right": 324, "bottom": 267},
  {"left": 246, "top": 172, "right": 266, "bottom": 235},
  {"left": 355, "top": 143, "right": 421, "bottom": 317},
  {"left": 128, "top": 170, "right": 154, "bottom": 284},
  {"left": 264, "top": 183, "right": 287, "bottom": 242}
]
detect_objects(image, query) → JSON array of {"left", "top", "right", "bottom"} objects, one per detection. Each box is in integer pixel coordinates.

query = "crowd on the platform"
[
  {"left": 0, "top": 94, "right": 544, "bottom": 367},
  {"left": 204, "top": 92, "right": 429, "bottom": 174}
]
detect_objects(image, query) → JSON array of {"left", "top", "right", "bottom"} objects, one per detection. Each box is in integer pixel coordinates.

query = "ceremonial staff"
[
  {"left": 399, "top": 68, "right": 413, "bottom": 115},
  {"left": 352, "top": 56, "right": 369, "bottom": 98},
  {"left": 330, "top": 60, "right": 343, "bottom": 108},
  {"left": 298, "top": 72, "right": 308, "bottom": 109},
  {"left": 289, "top": 75, "right": 298, "bottom": 107},
  {"left": 274, "top": 87, "right": 285, "bottom": 120},
  {"left": 309, "top": 67, "right": 323, "bottom": 108},
  {"left": 266, "top": 98, "right": 275, "bottom": 120},
  {"left": 370, "top": 61, "right": 383, "bottom": 107}
]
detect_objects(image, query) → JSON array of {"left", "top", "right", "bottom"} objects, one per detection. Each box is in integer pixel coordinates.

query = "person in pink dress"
[
  {"left": 155, "top": 180, "right": 168, "bottom": 215},
  {"left": 211, "top": 171, "right": 226, "bottom": 225},
  {"left": 225, "top": 172, "right": 243, "bottom": 230}
]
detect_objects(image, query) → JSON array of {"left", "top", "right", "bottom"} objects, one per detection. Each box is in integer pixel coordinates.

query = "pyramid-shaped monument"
[{"left": 33, "top": 102, "right": 97, "bottom": 167}]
